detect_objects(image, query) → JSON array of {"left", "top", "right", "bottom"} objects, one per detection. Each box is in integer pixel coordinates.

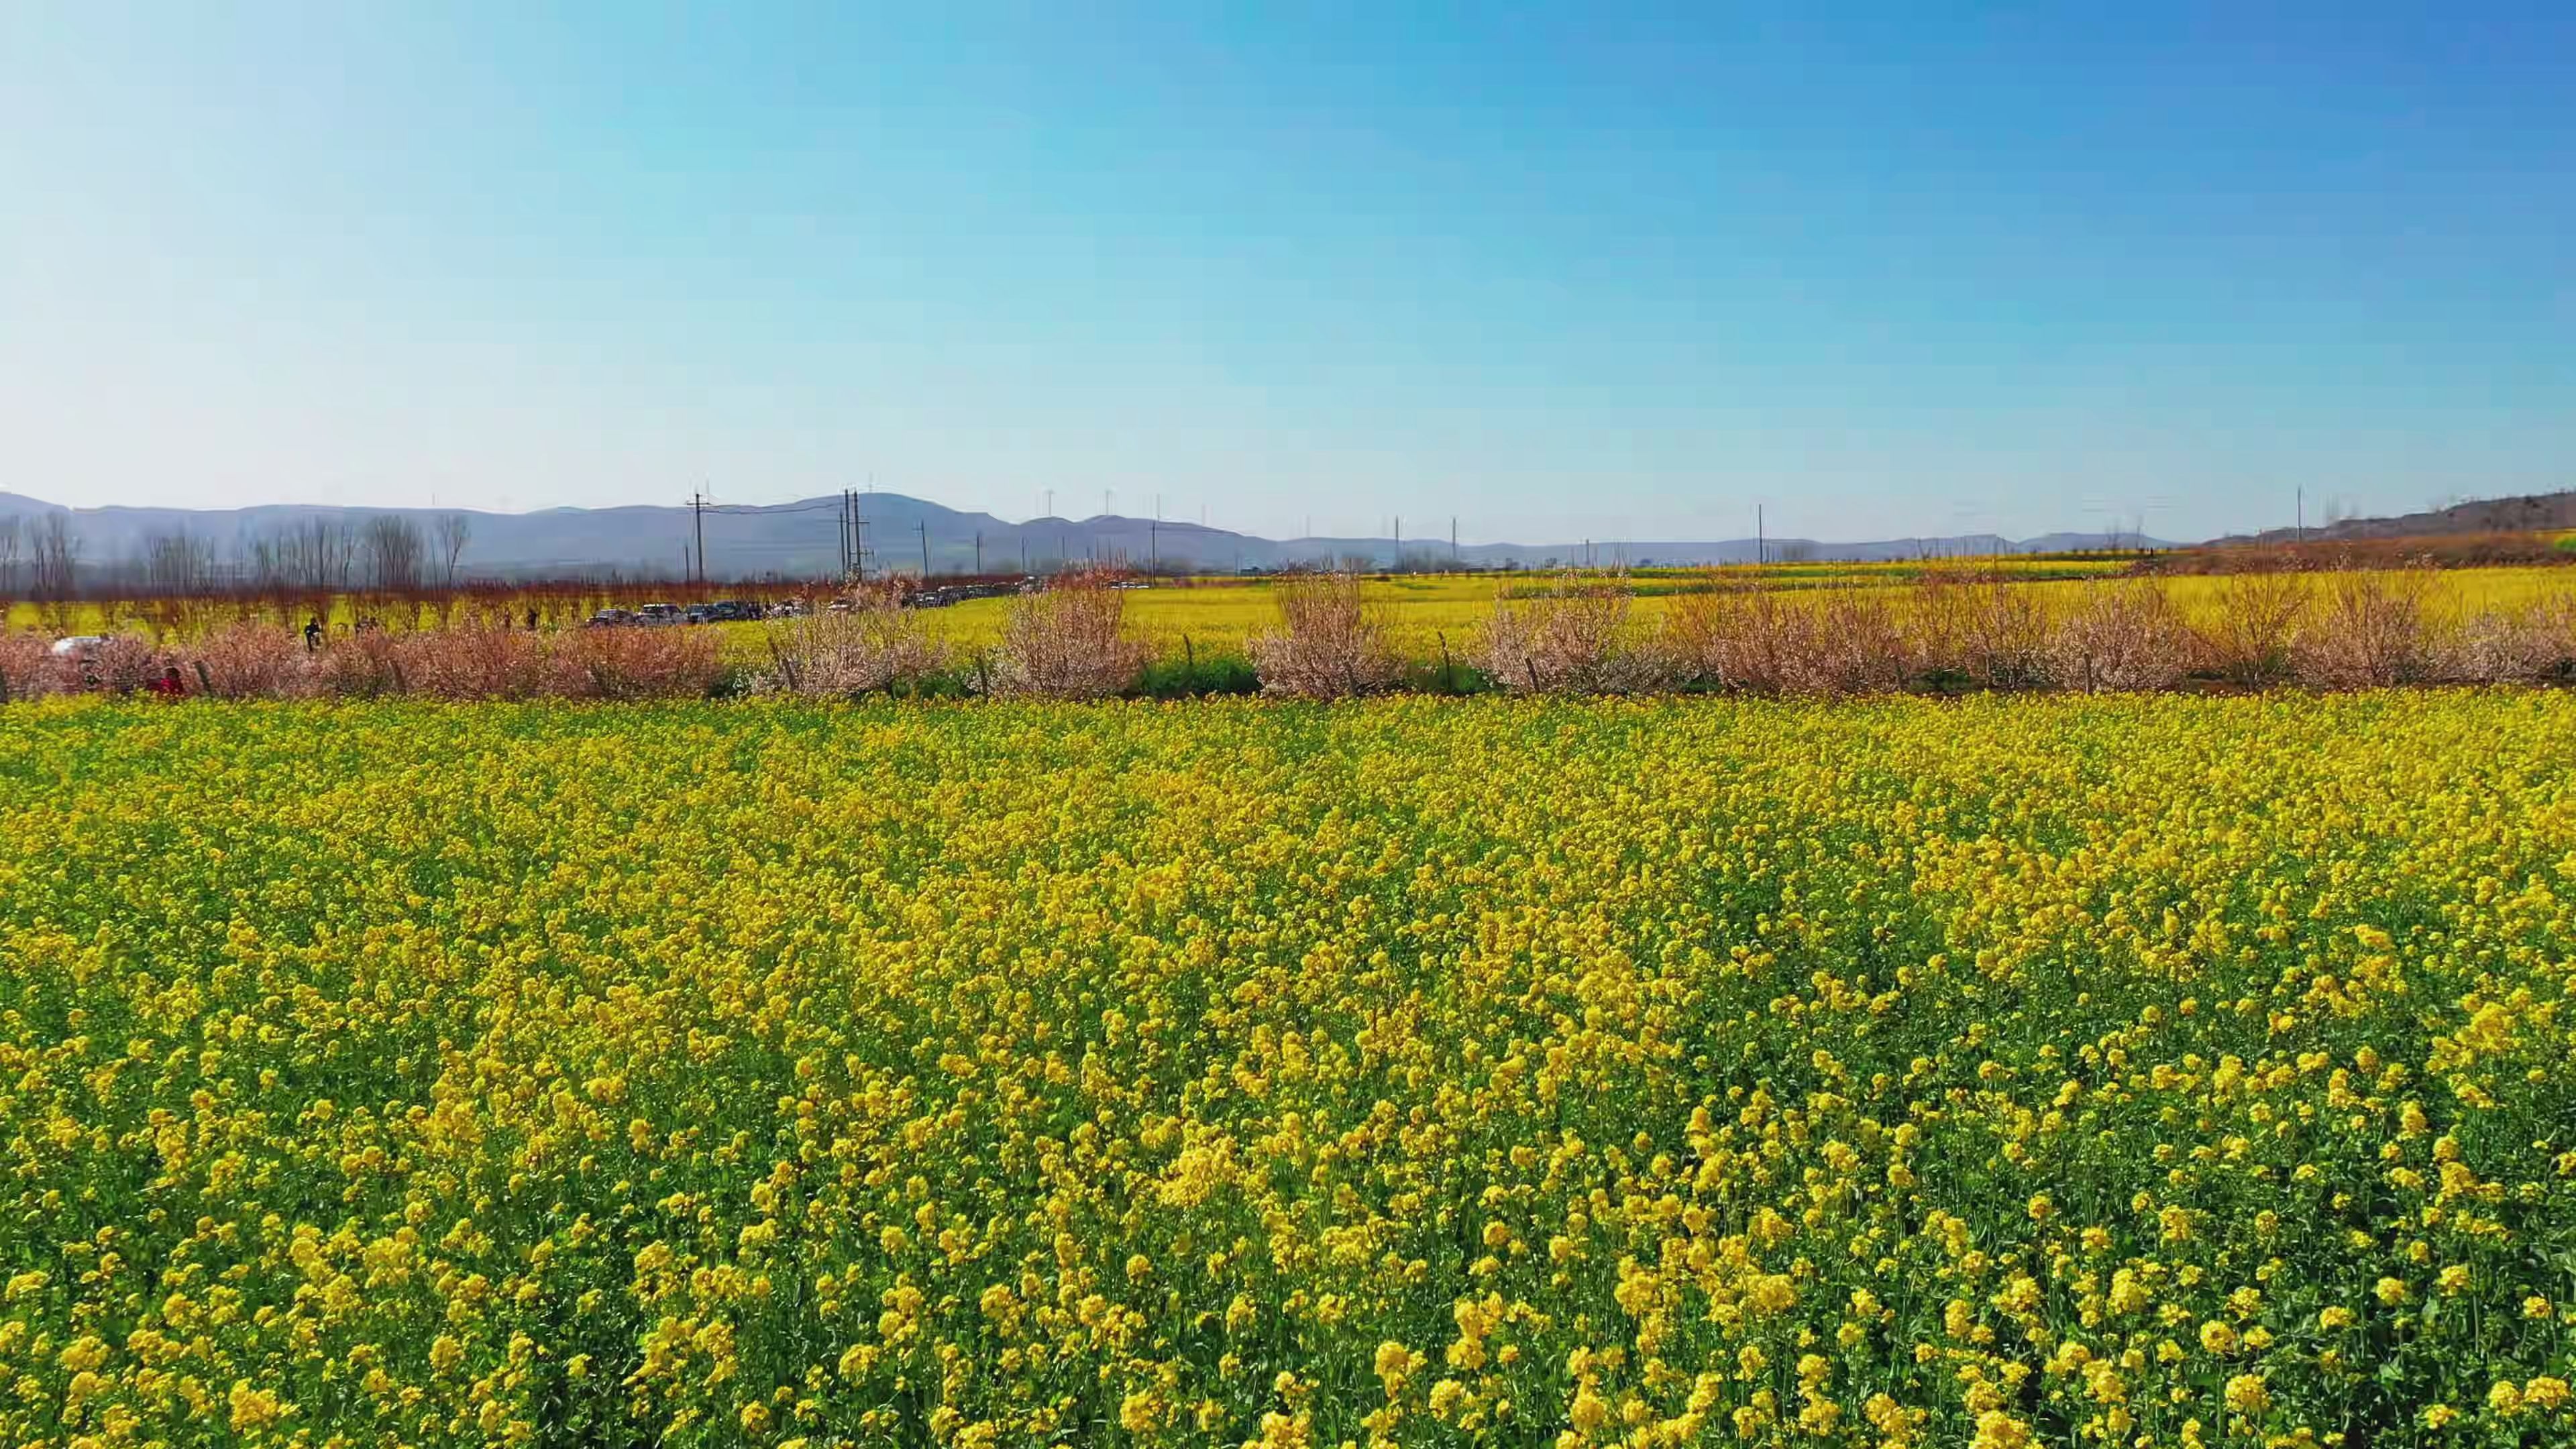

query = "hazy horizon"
[{"left": 5, "top": 5, "right": 2570, "bottom": 544}]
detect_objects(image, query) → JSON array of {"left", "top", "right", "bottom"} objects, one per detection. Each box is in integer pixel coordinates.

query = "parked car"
[
  {"left": 635, "top": 603, "right": 682, "bottom": 625},
  {"left": 586, "top": 609, "right": 635, "bottom": 628},
  {"left": 48, "top": 635, "right": 105, "bottom": 659}
]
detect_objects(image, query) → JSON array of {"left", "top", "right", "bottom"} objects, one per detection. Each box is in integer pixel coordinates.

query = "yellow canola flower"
[{"left": 0, "top": 691, "right": 2569, "bottom": 1446}]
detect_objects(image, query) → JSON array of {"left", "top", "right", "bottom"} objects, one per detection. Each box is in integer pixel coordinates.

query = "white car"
[{"left": 48, "top": 635, "right": 105, "bottom": 659}]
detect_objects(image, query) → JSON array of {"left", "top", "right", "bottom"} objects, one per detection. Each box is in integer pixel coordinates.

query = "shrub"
[
  {"left": 995, "top": 577, "right": 1147, "bottom": 699},
  {"left": 2292, "top": 566, "right": 2442, "bottom": 688},
  {"left": 1662, "top": 587, "right": 1907, "bottom": 696},
  {"left": 766, "top": 585, "right": 944, "bottom": 697},
  {"left": 551, "top": 626, "right": 726, "bottom": 700},
  {"left": 1807, "top": 592, "right": 1916, "bottom": 695},
  {"left": 0, "top": 632, "right": 64, "bottom": 700},
  {"left": 316, "top": 631, "right": 408, "bottom": 698},
  {"left": 181, "top": 625, "right": 319, "bottom": 700},
  {"left": 1478, "top": 572, "right": 1660, "bottom": 694},
  {"left": 2200, "top": 570, "right": 2308, "bottom": 687},
  {"left": 1911, "top": 570, "right": 2049, "bottom": 690},
  {"left": 1249, "top": 572, "right": 1400, "bottom": 699},
  {"left": 1658, "top": 580, "right": 1782, "bottom": 686},
  {"left": 2044, "top": 581, "right": 2197, "bottom": 693},
  {"left": 93, "top": 635, "right": 165, "bottom": 694},
  {"left": 394, "top": 627, "right": 549, "bottom": 700},
  {"left": 2452, "top": 595, "right": 2576, "bottom": 683}
]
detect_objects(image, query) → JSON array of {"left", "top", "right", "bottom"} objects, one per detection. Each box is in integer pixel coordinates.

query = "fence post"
[
  {"left": 1438, "top": 631, "right": 1453, "bottom": 694},
  {"left": 193, "top": 659, "right": 214, "bottom": 695}
]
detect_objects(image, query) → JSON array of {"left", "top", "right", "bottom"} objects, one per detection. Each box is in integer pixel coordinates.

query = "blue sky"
[{"left": 2, "top": 3, "right": 2569, "bottom": 543}]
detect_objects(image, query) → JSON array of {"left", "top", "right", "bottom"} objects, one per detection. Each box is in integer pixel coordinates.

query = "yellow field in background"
[{"left": 881, "top": 564, "right": 2576, "bottom": 659}]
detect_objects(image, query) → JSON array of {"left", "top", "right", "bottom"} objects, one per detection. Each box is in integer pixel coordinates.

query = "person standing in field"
[{"left": 304, "top": 616, "right": 323, "bottom": 651}]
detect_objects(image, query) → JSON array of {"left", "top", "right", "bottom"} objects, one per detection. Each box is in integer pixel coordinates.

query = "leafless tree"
[
  {"left": 360, "top": 515, "right": 425, "bottom": 593},
  {"left": 141, "top": 530, "right": 216, "bottom": 596},
  {"left": 31, "top": 515, "right": 80, "bottom": 630},
  {"left": 0, "top": 517, "right": 20, "bottom": 615},
  {"left": 437, "top": 513, "right": 472, "bottom": 586}
]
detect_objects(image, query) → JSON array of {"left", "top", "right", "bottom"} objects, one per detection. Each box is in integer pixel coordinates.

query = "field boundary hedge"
[{"left": 9, "top": 568, "right": 2576, "bottom": 704}]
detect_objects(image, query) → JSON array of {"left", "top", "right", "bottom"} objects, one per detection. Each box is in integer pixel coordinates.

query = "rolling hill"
[{"left": 0, "top": 490, "right": 2165, "bottom": 580}]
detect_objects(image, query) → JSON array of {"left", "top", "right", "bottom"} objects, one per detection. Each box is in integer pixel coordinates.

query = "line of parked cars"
[{"left": 904, "top": 582, "right": 1030, "bottom": 609}]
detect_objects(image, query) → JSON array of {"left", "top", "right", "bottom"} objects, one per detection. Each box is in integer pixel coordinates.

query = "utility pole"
[
  {"left": 1756, "top": 506, "right": 1765, "bottom": 566},
  {"left": 1044, "top": 488, "right": 1055, "bottom": 519},
  {"left": 917, "top": 519, "right": 930, "bottom": 578},
  {"left": 974, "top": 531, "right": 982, "bottom": 575},
  {"left": 1149, "top": 518, "right": 1158, "bottom": 574},
  {"left": 1451, "top": 517, "right": 1458, "bottom": 568},
  {"left": 837, "top": 491, "right": 849, "bottom": 576},
  {"left": 690, "top": 490, "right": 706, "bottom": 584},
  {"left": 2296, "top": 487, "right": 2304, "bottom": 543}
]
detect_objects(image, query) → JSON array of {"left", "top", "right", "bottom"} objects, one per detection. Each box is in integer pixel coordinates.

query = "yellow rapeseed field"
[
  {"left": 1, "top": 693, "right": 2571, "bottom": 1448},
  {"left": 893, "top": 568, "right": 2575, "bottom": 659}
]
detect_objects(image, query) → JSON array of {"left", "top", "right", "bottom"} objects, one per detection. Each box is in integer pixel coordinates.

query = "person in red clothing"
[{"left": 150, "top": 664, "right": 185, "bottom": 699}]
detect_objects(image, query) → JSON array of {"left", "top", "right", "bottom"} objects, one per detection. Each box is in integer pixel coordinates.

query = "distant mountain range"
[{"left": 0, "top": 490, "right": 2170, "bottom": 579}]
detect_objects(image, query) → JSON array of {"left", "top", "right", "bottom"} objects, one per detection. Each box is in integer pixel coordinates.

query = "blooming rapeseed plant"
[{"left": 0, "top": 690, "right": 2570, "bottom": 1446}]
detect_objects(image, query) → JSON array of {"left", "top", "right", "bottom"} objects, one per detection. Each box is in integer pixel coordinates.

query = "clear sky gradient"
[{"left": 3, "top": 3, "right": 2569, "bottom": 543}]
